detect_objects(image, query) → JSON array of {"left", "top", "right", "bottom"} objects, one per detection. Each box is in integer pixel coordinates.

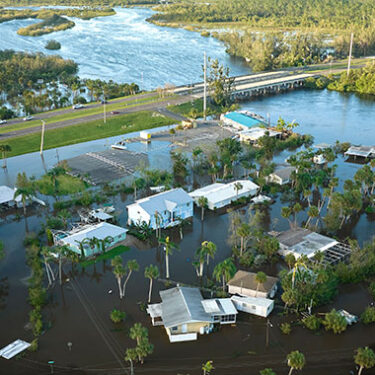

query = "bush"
[
  {"left": 45, "top": 40, "right": 61, "bottom": 50},
  {"left": 280, "top": 322, "right": 291, "bottom": 335},
  {"left": 323, "top": 309, "right": 347, "bottom": 334},
  {"left": 361, "top": 307, "right": 375, "bottom": 324},
  {"left": 0, "top": 106, "right": 15, "bottom": 120},
  {"left": 369, "top": 282, "right": 375, "bottom": 299},
  {"left": 28, "top": 339, "right": 38, "bottom": 352},
  {"left": 302, "top": 315, "right": 322, "bottom": 331},
  {"left": 110, "top": 309, "right": 126, "bottom": 323}
]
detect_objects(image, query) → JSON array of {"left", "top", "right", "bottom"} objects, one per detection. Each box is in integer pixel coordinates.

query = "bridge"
[{"left": 173, "top": 70, "right": 317, "bottom": 100}]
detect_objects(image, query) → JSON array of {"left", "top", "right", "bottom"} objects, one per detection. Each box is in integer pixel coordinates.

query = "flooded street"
[{"left": 1, "top": 88, "right": 375, "bottom": 374}]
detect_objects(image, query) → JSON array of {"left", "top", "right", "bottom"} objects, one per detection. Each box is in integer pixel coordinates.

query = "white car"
[
  {"left": 23, "top": 116, "right": 34, "bottom": 121},
  {"left": 0, "top": 119, "right": 7, "bottom": 125},
  {"left": 72, "top": 104, "right": 84, "bottom": 109}
]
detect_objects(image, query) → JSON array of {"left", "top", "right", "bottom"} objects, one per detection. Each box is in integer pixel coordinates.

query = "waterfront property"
[
  {"left": 54, "top": 222, "right": 128, "bottom": 257},
  {"left": 266, "top": 166, "right": 296, "bottom": 185},
  {"left": 189, "top": 180, "right": 259, "bottom": 210},
  {"left": 0, "top": 185, "right": 45, "bottom": 208},
  {"left": 239, "top": 127, "right": 281, "bottom": 144},
  {"left": 271, "top": 227, "right": 351, "bottom": 264},
  {"left": 231, "top": 295, "right": 274, "bottom": 318},
  {"left": 220, "top": 111, "right": 267, "bottom": 131},
  {"left": 227, "top": 270, "right": 278, "bottom": 299},
  {"left": 344, "top": 145, "right": 375, "bottom": 161},
  {"left": 147, "top": 286, "right": 237, "bottom": 343},
  {"left": 127, "top": 188, "right": 193, "bottom": 230}
]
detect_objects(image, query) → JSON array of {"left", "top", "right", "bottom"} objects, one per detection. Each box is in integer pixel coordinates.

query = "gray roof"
[
  {"left": 129, "top": 188, "right": 192, "bottom": 215},
  {"left": 271, "top": 166, "right": 296, "bottom": 180},
  {"left": 159, "top": 287, "right": 211, "bottom": 328},
  {"left": 227, "top": 270, "right": 278, "bottom": 293}
]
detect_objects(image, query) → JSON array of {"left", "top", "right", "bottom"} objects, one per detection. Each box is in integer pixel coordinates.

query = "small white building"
[
  {"left": 344, "top": 145, "right": 375, "bottom": 160},
  {"left": 231, "top": 295, "right": 274, "bottom": 318},
  {"left": 189, "top": 180, "right": 259, "bottom": 210},
  {"left": 239, "top": 127, "right": 281, "bottom": 144},
  {"left": 0, "top": 185, "right": 45, "bottom": 208},
  {"left": 220, "top": 111, "right": 267, "bottom": 131},
  {"left": 147, "top": 287, "right": 237, "bottom": 343},
  {"left": 55, "top": 222, "right": 128, "bottom": 257},
  {"left": 227, "top": 270, "right": 278, "bottom": 299},
  {"left": 266, "top": 166, "right": 296, "bottom": 185},
  {"left": 127, "top": 188, "right": 193, "bottom": 230}
]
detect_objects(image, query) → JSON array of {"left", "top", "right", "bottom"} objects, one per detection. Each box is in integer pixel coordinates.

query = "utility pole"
[
  {"left": 40, "top": 120, "right": 45, "bottom": 155},
  {"left": 347, "top": 32, "right": 354, "bottom": 77},
  {"left": 203, "top": 51, "right": 207, "bottom": 121},
  {"left": 103, "top": 98, "right": 106, "bottom": 124}
]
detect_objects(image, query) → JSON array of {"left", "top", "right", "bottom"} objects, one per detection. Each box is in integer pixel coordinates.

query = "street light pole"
[
  {"left": 203, "top": 51, "right": 207, "bottom": 121},
  {"left": 347, "top": 32, "right": 354, "bottom": 77},
  {"left": 40, "top": 120, "right": 45, "bottom": 155}
]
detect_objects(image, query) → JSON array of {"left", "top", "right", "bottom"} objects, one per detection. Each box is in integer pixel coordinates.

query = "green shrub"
[
  {"left": 361, "top": 307, "right": 375, "bottom": 324},
  {"left": 369, "top": 282, "right": 375, "bottom": 299},
  {"left": 45, "top": 40, "right": 61, "bottom": 50},
  {"left": 302, "top": 315, "right": 322, "bottom": 331},
  {"left": 110, "top": 309, "right": 126, "bottom": 323},
  {"left": 323, "top": 309, "right": 347, "bottom": 334},
  {"left": 28, "top": 339, "right": 38, "bottom": 352},
  {"left": 280, "top": 322, "right": 291, "bottom": 335}
]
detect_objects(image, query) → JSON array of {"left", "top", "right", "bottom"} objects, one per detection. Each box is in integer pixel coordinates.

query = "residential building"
[
  {"left": 231, "top": 295, "right": 274, "bottom": 318},
  {"left": 266, "top": 166, "right": 296, "bottom": 185},
  {"left": 227, "top": 270, "right": 278, "bottom": 299},
  {"left": 127, "top": 188, "right": 193, "bottom": 230},
  {"left": 147, "top": 286, "right": 237, "bottom": 343},
  {"left": 344, "top": 145, "right": 375, "bottom": 160},
  {"left": 189, "top": 180, "right": 259, "bottom": 210},
  {"left": 0, "top": 185, "right": 45, "bottom": 208},
  {"left": 55, "top": 222, "right": 127, "bottom": 257},
  {"left": 239, "top": 127, "right": 281, "bottom": 144}
]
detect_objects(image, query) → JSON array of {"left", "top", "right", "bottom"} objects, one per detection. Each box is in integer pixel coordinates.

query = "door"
[{"left": 181, "top": 324, "right": 188, "bottom": 333}]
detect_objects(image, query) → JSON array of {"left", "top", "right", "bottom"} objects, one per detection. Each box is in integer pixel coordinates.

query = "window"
[
  {"left": 171, "top": 326, "right": 178, "bottom": 331},
  {"left": 251, "top": 305, "right": 256, "bottom": 310}
]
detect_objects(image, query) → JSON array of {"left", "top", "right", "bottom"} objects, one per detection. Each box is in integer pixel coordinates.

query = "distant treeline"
[{"left": 0, "top": 0, "right": 156, "bottom": 6}]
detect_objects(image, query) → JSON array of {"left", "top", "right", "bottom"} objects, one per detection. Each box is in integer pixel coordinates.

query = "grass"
[
  {"left": 34, "top": 174, "right": 87, "bottom": 196},
  {"left": 80, "top": 245, "right": 130, "bottom": 268},
  {"left": 168, "top": 98, "right": 203, "bottom": 117},
  {"left": 1, "top": 110, "right": 174, "bottom": 158}
]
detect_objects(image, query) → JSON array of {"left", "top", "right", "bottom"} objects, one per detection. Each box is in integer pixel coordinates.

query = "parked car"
[
  {"left": 111, "top": 111, "right": 120, "bottom": 115},
  {"left": 101, "top": 100, "right": 108, "bottom": 104},
  {"left": 23, "top": 116, "right": 34, "bottom": 121},
  {"left": 0, "top": 119, "right": 7, "bottom": 125},
  {"left": 72, "top": 104, "right": 84, "bottom": 109}
]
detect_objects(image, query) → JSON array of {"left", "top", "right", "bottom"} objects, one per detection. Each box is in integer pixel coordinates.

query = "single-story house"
[
  {"left": 344, "top": 145, "right": 375, "bottom": 160},
  {"left": 0, "top": 185, "right": 45, "bottom": 208},
  {"left": 189, "top": 180, "right": 259, "bottom": 210},
  {"left": 270, "top": 227, "right": 343, "bottom": 261},
  {"left": 266, "top": 166, "right": 296, "bottom": 185},
  {"left": 220, "top": 111, "right": 267, "bottom": 131},
  {"left": 147, "top": 286, "right": 237, "bottom": 343},
  {"left": 127, "top": 188, "right": 193, "bottom": 230},
  {"left": 231, "top": 295, "right": 274, "bottom": 318},
  {"left": 55, "top": 222, "right": 127, "bottom": 257},
  {"left": 239, "top": 127, "right": 281, "bottom": 144},
  {"left": 227, "top": 270, "right": 278, "bottom": 299}
]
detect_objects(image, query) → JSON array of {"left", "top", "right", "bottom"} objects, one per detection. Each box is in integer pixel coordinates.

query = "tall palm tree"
[
  {"left": 233, "top": 182, "right": 243, "bottom": 199},
  {"left": 158, "top": 236, "right": 179, "bottom": 279},
  {"left": 99, "top": 236, "right": 113, "bottom": 253},
  {"left": 287, "top": 350, "right": 305, "bottom": 375},
  {"left": 111, "top": 255, "right": 126, "bottom": 299},
  {"left": 198, "top": 196, "right": 208, "bottom": 221},
  {"left": 201, "top": 241, "right": 217, "bottom": 266},
  {"left": 47, "top": 165, "right": 65, "bottom": 197},
  {"left": 41, "top": 246, "right": 55, "bottom": 286},
  {"left": 255, "top": 271, "right": 267, "bottom": 297},
  {"left": 129, "top": 322, "right": 148, "bottom": 346},
  {"left": 122, "top": 259, "right": 139, "bottom": 298},
  {"left": 75, "top": 239, "right": 87, "bottom": 259},
  {"left": 213, "top": 258, "right": 236, "bottom": 291},
  {"left": 176, "top": 216, "right": 191, "bottom": 240},
  {"left": 55, "top": 245, "right": 70, "bottom": 285},
  {"left": 14, "top": 172, "right": 34, "bottom": 216},
  {"left": 237, "top": 223, "right": 251, "bottom": 256},
  {"left": 144, "top": 264, "right": 160, "bottom": 303},
  {"left": 125, "top": 348, "right": 137, "bottom": 375},
  {"left": 195, "top": 246, "right": 206, "bottom": 277},
  {"left": 0, "top": 144, "right": 11, "bottom": 169},
  {"left": 354, "top": 347, "right": 375, "bottom": 375}
]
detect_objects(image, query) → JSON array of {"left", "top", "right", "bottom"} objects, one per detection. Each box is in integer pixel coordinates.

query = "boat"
[{"left": 111, "top": 141, "right": 127, "bottom": 150}]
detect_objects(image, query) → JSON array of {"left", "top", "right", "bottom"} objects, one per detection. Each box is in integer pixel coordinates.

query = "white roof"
[
  {"left": 0, "top": 339, "right": 31, "bottom": 359},
  {"left": 127, "top": 188, "right": 192, "bottom": 215},
  {"left": 147, "top": 303, "right": 163, "bottom": 318},
  {"left": 61, "top": 222, "right": 127, "bottom": 247},
  {"left": 0, "top": 186, "right": 21, "bottom": 204},
  {"left": 239, "top": 127, "right": 281, "bottom": 140},
  {"left": 231, "top": 295, "right": 274, "bottom": 308},
  {"left": 251, "top": 194, "right": 272, "bottom": 204},
  {"left": 190, "top": 180, "right": 259, "bottom": 205},
  {"left": 345, "top": 145, "right": 375, "bottom": 157},
  {"left": 89, "top": 210, "right": 113, "bottom": 221}
]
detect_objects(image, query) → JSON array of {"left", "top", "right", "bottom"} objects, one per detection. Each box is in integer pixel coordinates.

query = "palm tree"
[
  {"left": 201, "top": 240, "right": 217, "bottom": 266},
  {"left": 287, "top": 350, "right": 305, "bottom": 375},
  {"left": 129, "top": 323, "right": 148, "bottom": 346},
  {"left": 354, "top": 347, "right": 375, "bottom": 375},
  {"left": 198, "top": 196, "right": 208, "bottom": 221},
  {"left": 111, "top": 255, "right": 126, "bottom": 299},
  {"left": 14, "top": 172, "right": 34, "bottom": 216},
  {"left": 154, "top": 210, "right": 163, "bottom": 239},
  {"left": 41, "top": 246, "right": 55, "bottom": 286},
  {"left": 99, "top": 236, "right": 113, "bottom": 253},
  {"left": 135, "top": 339, "right": 153, "bottom": 364},
  {"left": 0, "top": 144, "right": 11, "bottom": 169},
  {"left": 176, "top": 216, "right": 191, "bottom": 240},
  {"left": 237, "top": 223, "right": 251, "bottom": 256},
  {"left": 202, "top": 360, "right": 214, "bottom": 375},
  {"left": 234, "top": 182, "right": 243, "bottom": 199},
  {"left": 144, "top": 265, "right": 160, "bottom": 303},
  {"left": 75, "top": 239, "right": 87, "bottom": 259},
  {"left": 125, "top": 348, "right": 137, "bottom": 375},
  {"left": 0, "top": 241, "right": 4, "bottom": 262},
  {"left": 305, "top": 205, "right": 319, "bottom": 228},
  {"left": 122, "top": 259, "right": 139, "bottom": 298},
  {"left": 55, "top": 245, "right": 70, "bottom": 285},
  {"left": 47, "top": 165, "right": 65, "bottom": 196},
  {"left": 158, "top": 236, "right": 179, "bottom": 279},
  {"left": 195, "top": 246, "right": 206, "bottom": 277},
  {"left": 255, "top": 271, "right": 267, "bottom": 297},
  {"left": 213, "top": 258, "right": 237, "bottom": 291}
]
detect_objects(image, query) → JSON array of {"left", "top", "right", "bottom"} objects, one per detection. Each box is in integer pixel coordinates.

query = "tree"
[
  {"left": 110, "top": 309, "right": 126, "bottom": 323},
  {"left": 111, "top": 255, "right": 126, "bottom": 299},
  {"left": 198, "top": 196, "right": 208, "bottom": 221},
  {"left": 255, "top": 271, "right": 267, "bottom": 297},
  {"left": 144, "top": 264, "right": 160, "bottom": 303},
  {"left": 171, "top": 151, "right": 189, "bottom": 181},
  {"left": 125, "top": 348, "right": 137, "bottom": 375},
  {"left": 322, "top": 309, "right": 347, "bottom": 334},
  {"left": 130, "top": 323, "right": 148, "bottom": 346},
  {"left": 99, "top": 236, "right": 113, "bottom": 253},
  {"left": 201, "top": 240, "right": 217, "bottom": 266},
  {"left": 158, "top": 236, "right": 179, "bottom": 279},
  {"left": 285, "top": 253, "right": 296, "bottom": 269},
  {"left": 14, "top": 172, "right": 34, "bottom": 216},
  {"left": 195, "top": 245, "right": 206, "bottom": 277},
  {"left": 260, "top": 369, "right": 276, "bottom": 375},
  {"left": 213, "top": 258, "right": 236, "bottom": 291},
  {"left": 237, "top": 223, "right": 251, "bottom": 256},
  {"left": 0, "top": 240, "right": 4, "bottom": 261},
  {"left": 55, "top": 245, "right": 70, "bottom": 285},
  {"left": 133, "top": 177, "right": 146, "bottom": 200},
  {"left": 0, "top": 144, "right": 11, "bottom": 169},
  {"left": 122, "top": 259, "right": 140, "bottom": 298},
  {"left": 135, "top": 339, "right": 153, "bottom": 364},
  {"left": 287, "top": 350, "right": 305, "bottom": 375},
  {"left": 41, "top": 246, "right": 55, "bottom": 286},
  {"left": 202, "top": 360, "right": 214, "bottom": 375},
  {"left": 354, "top": 347, "right": 375, "bottom": 375},
  {"left": 176, "top": 215, "right": 191, "bottom": 240},
  {"left": 234, "top": 182, "right": 243, "bottom": 198}
]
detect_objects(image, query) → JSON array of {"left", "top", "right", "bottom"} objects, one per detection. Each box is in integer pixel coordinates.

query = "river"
[{"left": 0, "top": 7, "right": 249, "bottom": 90}]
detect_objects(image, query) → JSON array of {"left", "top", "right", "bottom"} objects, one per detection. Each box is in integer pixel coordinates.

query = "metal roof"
[
  {"left": 128, "top": 188, "right": 192, "bottom": 215},
  {"left": 231, "top": 295, "right": 274, "bottom": 309},
  {"left": 239, "top": 127, "right": 281, "bottom": 140},
  {"left": 270, "top": 166, "right": 296, "bottom": 180},
  {"left": 345, "top": 145, "right": 375, "bottom": 157},
  {"left": 0, "top": 339, "right": 31, "bottom": 359},
  {"left": 0, "top": 186, "right": 21, "bottom": 204},
  {"left": 159, "top": 287, "right": 211, "bottom": 328},
  {"left": 227, "top": 270, "right": 278, "bottom": 293}
]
